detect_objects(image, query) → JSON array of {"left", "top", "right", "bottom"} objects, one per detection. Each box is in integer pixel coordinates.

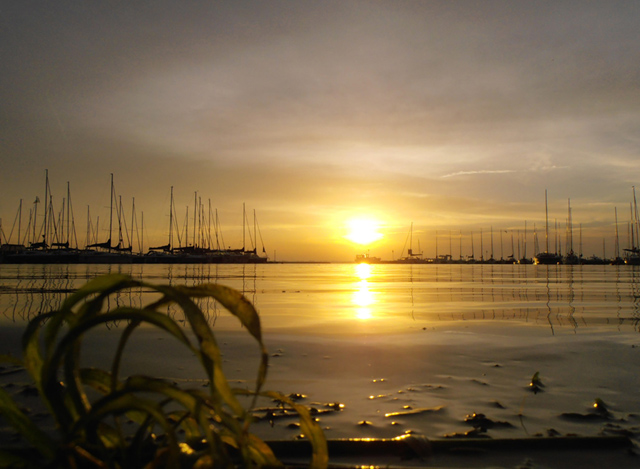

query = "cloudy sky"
[{"left": 1, "top": 1, "right": 639, "bottom": 261}]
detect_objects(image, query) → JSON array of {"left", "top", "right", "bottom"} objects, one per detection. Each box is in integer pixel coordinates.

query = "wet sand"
[{"left": 2, "top": 317, "right": 639, "bottom": 467}]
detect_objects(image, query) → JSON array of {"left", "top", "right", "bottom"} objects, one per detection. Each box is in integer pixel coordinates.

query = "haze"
[{"left": 1, "top": 1, "right": 639, "bottom": 261}]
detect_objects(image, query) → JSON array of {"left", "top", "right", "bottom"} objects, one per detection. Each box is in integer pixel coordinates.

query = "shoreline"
[{"left": 3, "top": 319, "right": 638, "bottom": 467}]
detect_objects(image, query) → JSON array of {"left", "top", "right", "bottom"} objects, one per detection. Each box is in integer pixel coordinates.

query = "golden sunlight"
[
  {"left": 355, "top": 262, "right": 372, "bottom": 280},
  {"left": 345, "top": 219, "right": 383, "bottom": 245}
]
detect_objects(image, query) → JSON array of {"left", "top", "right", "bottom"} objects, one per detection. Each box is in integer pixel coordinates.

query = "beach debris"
[
  {"left": 17, "top": 384, "right": 39, "bottom": 398},
  {"left": 600, "top": 423, "right": 640, "bottom": 439},
  {"left": 490, "top": 400, "right": 506, "bottom": 409},
  {"left": 254, "top": 398, "right": 343, "bottom": 424},
  {"left": 372, "top": 378, "right": 386, "bottom": 383},
  {"left": 592, "top": 398, "right": 610, "bottom": 416},
  {"left": 443, "top": 428, "right": 491, "bottom": 439},
  {"left": 322, "top": 402, "right": 345, "bottom": 411},
  {"left": 559, "top": 398, "right": 613, "bottom": 423},
  {"left": 384, "top": 406, "right": 445, "bottom": 418},
  {"left": 528, "top": 371, "right": 544, "bottom": 394},
  {"left": 546, "top": 428, "right": 562, "bottom": 437},
  {"left": 0, "top": 365, "right": 25, "bottom": 377},
  {"left": 357, "top": 420, "right": 373, "bottom": 426},
  {"left": 471, "top": 378, "right": 489, "bottom": 386},
  {"left": 464, "top": 413, "right": 514, "bottom": 432}
]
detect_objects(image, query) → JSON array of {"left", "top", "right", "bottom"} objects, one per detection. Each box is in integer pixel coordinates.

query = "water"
[
  {"left": 1, "top": 263, "right": 639, "bottom": 335},
  {"left": 1, "top": 263, "right": 640, "bottom": 455}
]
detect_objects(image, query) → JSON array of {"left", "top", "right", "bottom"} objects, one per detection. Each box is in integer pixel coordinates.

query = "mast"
[
  {"left": 66, "top": 182, "right": 71, "bottom": 245},
  {"left": 108, "top": 173, "right": 114, "bottom": 249},
  {"left": 634, "top": 186, "right": 639, "bottom": 249},
  {"left": 615, "top": 207, "right": 620, "bottom": 259},
  {"left": 131, "top": 198, "right": 135, "bottom": 253},
  {"left": 87, "top": 206, "right": 90, "bottom": 248},
  {"left": 33, "top": 197, "right": 39, "bottom": 245},
  {"left": 193, "top": 191, "right": 197, "bottom": 248},
  {"left": 434, "top": 229, "right": 437, "bottom": 259},
  {"left": 490, "top": 226, "right": 494, "bottom": 260},
  {"left": 17, "top": 199, "right": 22, "bottom": 246},
  {"left": 544, "top": 189, "right": 549, "bottom": 253},
  {"left": 470, "top": 231, "right": 475, "bottom": 259},
  {"left": 169, "top": 187, "right": 174, "bottom": 250},
  {"left": 43, "top": 169, "right": 49, "bottom": 246},
  {"left": 243, "top": 203, "right": 246, "bottom": 251}
]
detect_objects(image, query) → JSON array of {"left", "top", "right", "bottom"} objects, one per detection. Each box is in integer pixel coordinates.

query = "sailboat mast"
[
  {"left": 193, "top": 191, "right": 197, "bottom": 248},
  {"left": 17, "top": 199, "right": 22, "bottom": 246},
  {"left": 434, "top": 229, "right": 437, "bottom": 259},
  {"left": 470, "top": 231, "right": 475, "bottom": 259},
  {"left": 615, "top": 207, "right": 620, "bottom": 258},
  {"left": 108, "top": 173, "right": 114, "bottom": 249},
  {"left": 243, "top": 203, "right": 246, "bottom": 251},
  {"left": 67, "top": 182, "right": 71, "bottom": 245},
  {"left": 131, "top": 198, "right": 135, "bottom": 253},
  {"left": 169, "top": 186, "right": 174, "bottom": 250},
  {"left": 544, "top": 189, "right": 549, "bottom": 253},
  {"left": 43, "top": 169, "right": 49, "bottom": 246},
  {"left": 633, "top": 186, "right": 639, "bottom": 249},
  {"left": 33, "top": 197, "right": 38, "bottom": 245}
]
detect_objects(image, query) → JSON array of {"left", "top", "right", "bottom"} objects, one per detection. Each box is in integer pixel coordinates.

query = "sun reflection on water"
[{"left": 353, "top": 263, "right": 376, "bottom": 320}]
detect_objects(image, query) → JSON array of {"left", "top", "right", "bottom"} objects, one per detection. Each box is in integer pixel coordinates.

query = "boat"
[
  {"left": 534, "top": 190, "right": 562, "bottom": 265},
  {"left": 393, "top": 223, "right": 430, "bottom": 263},
  {"left": 355, "top": 253, "right": 381, "bottom": 264}
]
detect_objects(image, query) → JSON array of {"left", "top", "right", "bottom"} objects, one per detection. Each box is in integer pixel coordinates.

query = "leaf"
[
  {"left": 0, "top": 386, "right": 56, "bottom": 460},
  {"left": 260, "top": 391, "right": 328, "bottom": 468}
]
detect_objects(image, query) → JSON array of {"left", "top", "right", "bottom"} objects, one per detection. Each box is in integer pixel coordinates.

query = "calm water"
[
  {"left": 1, "top": 263, "right": 639, "bottom": 335},
  {"left": 2, "top": 263, "right": 640, "bottom": 454}
]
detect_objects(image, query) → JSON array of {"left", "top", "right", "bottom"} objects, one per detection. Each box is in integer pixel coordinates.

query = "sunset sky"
[{"left": 2, "top": 1, "right": 639, "bottom": 261}]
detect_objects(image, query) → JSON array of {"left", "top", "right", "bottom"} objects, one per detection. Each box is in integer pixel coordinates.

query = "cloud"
[{"left": 440, "top": 170, "right": 518, "bottom": 179}]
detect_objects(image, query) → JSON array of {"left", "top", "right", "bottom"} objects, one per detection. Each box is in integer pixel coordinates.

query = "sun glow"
[
  {"left": 353, "top": 263, "right": 375, "bottom": 320},
  {"left": 345, "top": 219, "right": 384, "bottom": 245}
]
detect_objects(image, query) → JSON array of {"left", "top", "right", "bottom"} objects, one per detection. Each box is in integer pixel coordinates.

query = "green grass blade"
[
  {"left": 0, "top": 387, "right": 56, "bottom": 460},
  {"left": 148, "top": 285, "right": 246, "bottom": 417},
  {"left": 60, "top": 274, "right": 139, "bottom": 312},
  {"left": 261, "top": 390, "right": 328, "bottom": 469}
]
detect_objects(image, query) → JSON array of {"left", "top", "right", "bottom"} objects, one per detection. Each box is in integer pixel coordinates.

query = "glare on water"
[{"left": 0, "top": 263, "right": 639, "bottom": 336}]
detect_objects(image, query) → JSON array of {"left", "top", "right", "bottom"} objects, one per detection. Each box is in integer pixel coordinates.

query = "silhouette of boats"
[
  {"left": 534, "top": 190, "right": 562, "bottom": 265},
  {"left": 0, "top": 173, "right": 267, "bottom": 264}
]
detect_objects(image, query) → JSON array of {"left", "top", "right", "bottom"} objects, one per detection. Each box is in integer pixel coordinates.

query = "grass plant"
[{"left": 0, "top": 274, "right": 328, "bottom": 468}]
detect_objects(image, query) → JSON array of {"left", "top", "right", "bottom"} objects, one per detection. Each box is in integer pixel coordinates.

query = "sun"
[{"left": 345, "top": 219, "right": 384, "bottom": 245}]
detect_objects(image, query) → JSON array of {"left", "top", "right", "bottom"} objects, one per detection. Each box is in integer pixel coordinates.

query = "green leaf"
[
  {"left": 0, "top": 387, "right": 56, "bottom": 460},
  {"left": 260, "top": 391, "right": 328, "bottom": 468}
]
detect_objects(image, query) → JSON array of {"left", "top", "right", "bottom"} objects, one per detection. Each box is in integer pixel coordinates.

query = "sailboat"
[
  {"left": 534, "top": 190, "right": 562, "bottom": 265},
  {"left": 394, "top": 223, "right": 429, "bottom": 263},
  {"left": 563, "top": 198, "right": 580, "bottom": 264}
]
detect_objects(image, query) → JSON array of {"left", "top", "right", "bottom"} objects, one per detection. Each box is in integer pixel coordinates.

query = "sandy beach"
[{"left": 4, "top": 317, "right": 637, "bottom": 468}]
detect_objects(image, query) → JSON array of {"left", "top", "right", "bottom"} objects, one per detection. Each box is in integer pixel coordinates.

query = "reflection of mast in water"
[
  {"left": 566, "top": 266, "right": 578, "bottom": 333},
  {"left": 544, "top": 266, "right": 555, "bottom": 336},
  {"left": 630, "top": 268, "right": 640, "bottom": 329}
]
